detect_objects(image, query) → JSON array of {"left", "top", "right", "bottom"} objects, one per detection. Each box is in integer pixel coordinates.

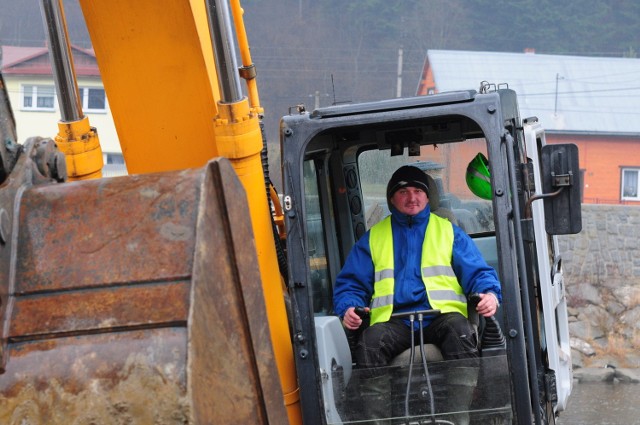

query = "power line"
[{"left": 523, "top": 86, "right": 640, "bottom": 97}]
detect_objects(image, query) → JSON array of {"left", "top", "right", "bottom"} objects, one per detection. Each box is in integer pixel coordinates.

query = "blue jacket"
[{"left": 333, "top": 204, "right": 502, "bottom": 327}]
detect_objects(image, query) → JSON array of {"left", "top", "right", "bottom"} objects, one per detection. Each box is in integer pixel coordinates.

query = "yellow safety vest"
[{"left": 368, "top": 214, "right": 467, "bottom": 325}]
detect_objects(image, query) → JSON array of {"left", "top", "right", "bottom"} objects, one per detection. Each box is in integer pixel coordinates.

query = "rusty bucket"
[{"left": 0, "top": 157, "right": 287, "bottom": 424}]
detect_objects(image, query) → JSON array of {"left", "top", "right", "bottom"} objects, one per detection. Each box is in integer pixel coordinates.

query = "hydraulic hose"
[{"left": 259, "top": 120, "right": 289, "bottom": 283}]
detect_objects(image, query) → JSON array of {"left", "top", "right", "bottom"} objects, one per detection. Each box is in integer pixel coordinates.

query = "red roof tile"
[{"left": 1, "top": 45, "right": 99, "bottom": 76}]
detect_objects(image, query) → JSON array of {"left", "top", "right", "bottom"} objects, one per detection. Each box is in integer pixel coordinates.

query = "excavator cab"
[{"left": 280, "top": 89, "right": 580, "bottom": 424}]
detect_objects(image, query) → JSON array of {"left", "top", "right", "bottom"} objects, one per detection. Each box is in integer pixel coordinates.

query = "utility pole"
[
  {"left": 554, "top": 73, "right": 564, "bottom": 115},
  {"left": 396, "top": 47, "right": 403, "bottom": 98},
  {"left": 309, "top": 91, "right": 329, "bottom": 109}
]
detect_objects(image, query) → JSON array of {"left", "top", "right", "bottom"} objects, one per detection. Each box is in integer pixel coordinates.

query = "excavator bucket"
[{"left": 0, "top": 157, "right": 288, "bottom": 424}]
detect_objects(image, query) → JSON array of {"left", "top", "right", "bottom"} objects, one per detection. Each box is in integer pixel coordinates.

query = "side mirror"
[{"left": 541, "top": 143, "right": 582, "bottom": 235}]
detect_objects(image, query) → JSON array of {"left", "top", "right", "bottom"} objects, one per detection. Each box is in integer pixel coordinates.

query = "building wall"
[
  {"left": 547, "top": 134, "right": 640, "bottom": 205},
  {"left": 4, "top": 74, "right": 122, "bottom": 156},
  {"left": 416, "top": 57, "right": 436, "bottom": 96}
]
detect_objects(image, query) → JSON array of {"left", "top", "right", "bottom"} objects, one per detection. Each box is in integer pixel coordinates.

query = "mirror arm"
[{"left": 524, "top": 187, "right": 564, "bottom": 219}]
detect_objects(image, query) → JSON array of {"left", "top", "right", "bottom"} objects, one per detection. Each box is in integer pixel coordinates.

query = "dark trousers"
[{"left": 353, "top": 312, "right": 479, "bottom": 369}]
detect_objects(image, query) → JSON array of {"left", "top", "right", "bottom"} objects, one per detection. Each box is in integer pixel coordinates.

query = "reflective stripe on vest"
[{"left": 368, "top": 214, "right": 467, "bottom": 325}]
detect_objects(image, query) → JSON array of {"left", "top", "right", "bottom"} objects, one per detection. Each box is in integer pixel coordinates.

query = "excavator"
[{"left": 0, "top": 1, "right": 582, "bottom": 424}]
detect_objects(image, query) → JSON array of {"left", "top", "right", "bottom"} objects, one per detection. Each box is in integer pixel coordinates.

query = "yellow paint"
[
  {"left": 230, "top": 0, "right": 262, "bottom": 113},
  {"left": 78, "top": 0, "right": 219, "bottom": 174},
  {"left": 55, "top": 116, "right": 103, "bottom": 180},
  {"left": 214, "top": 99, "right": 301, "bottom": 424},
  {"left": 189, "top": 0, "right": 221, "bottom": 103},
  {"left": 270, "top": 184, "right": 286, "bottom": 238}
]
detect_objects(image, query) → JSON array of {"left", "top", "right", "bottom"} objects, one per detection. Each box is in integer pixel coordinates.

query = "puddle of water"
[{"left": 556, "top": 383, "right": 640, "bottom": 425}]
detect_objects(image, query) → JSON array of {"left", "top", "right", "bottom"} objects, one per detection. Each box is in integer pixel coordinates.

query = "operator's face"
[{"left": 390, "top": 186, "right": 428, "bottom": 216}]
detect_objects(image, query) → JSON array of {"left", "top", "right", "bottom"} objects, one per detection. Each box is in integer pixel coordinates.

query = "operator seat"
[{"left": 425, "top": 174, "right": 458, "bottom": 225}]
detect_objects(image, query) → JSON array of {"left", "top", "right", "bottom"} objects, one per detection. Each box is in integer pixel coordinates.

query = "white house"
[{"left": 1, "top": 45, "right": 125, "bottom": 176}]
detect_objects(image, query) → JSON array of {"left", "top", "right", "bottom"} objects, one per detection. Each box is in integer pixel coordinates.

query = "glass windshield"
[
  {"left": 331, "top": 355, "right": 512, "bottom": 424},
  {"left": 303, "top": 160, "right": 332, "bottom": 314},
  {"left": 358, "top": 138, "right": 494, "bottom": 235}
]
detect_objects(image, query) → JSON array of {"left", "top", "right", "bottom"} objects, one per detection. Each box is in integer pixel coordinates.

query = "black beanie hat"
[{"left": 386, "top": 165, "right": 430, "bottom": 200}]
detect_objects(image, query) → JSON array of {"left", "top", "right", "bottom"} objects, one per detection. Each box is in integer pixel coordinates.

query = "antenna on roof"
[
  {"left": 554, "top": 73, "right": 565, "bottom": 115},
  {"left": 331, "top": 74, "right": 336, "bottom": 105}
]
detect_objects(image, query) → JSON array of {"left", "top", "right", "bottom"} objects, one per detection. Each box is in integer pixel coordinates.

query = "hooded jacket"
[{"left": 333, "top": 204, "right": 502, "bottom": 327}]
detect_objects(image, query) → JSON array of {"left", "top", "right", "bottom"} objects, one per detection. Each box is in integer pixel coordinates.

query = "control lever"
[
  {"left": 469, "top": 293, "right": 506, "bottom": 355},
  {"left": 391, "top": 309, "right": 441, "bottom": 423},
  {"left": 354, "top": 306, "right": 370, "bottom": 319},
  {"left": 345, "top": 307, "right": 370, "bottom": 356}
]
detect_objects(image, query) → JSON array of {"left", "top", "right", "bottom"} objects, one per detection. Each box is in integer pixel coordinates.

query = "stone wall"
[
  {"left": 559, "top": 204, "right": 640, "bottom": 286},
  {"left": 557, "top": 204, "right": 640, "bottom": 372}
]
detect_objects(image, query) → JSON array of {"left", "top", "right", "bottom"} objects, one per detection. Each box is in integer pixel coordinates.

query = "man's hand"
[
  {"left": 475, "top": 293, "right": 499, "bottom": 317},
  {"left": 343, "top": 306, "right": 370, "bottom": 330}
]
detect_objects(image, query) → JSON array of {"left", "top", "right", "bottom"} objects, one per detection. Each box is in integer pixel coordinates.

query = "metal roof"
[{"left": 423, "top": 50, "right": 640, "bottom": 135}]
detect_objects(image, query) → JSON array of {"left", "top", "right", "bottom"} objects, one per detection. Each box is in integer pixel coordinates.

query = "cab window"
[{"left": 358, "top": 140, "right": 495, "bottom": 235}]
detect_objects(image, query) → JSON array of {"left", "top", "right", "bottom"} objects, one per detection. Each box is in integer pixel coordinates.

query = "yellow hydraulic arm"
[
  {"left": 40, "top": 0, "right": 103, "bottom": 180},
  {"left": 73, "top": 0, "right": 301, "bottom": 423}
]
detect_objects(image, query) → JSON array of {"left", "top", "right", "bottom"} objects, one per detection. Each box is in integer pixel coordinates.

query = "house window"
[
  {"left": 79, "top": 87, "right": 106, "bottom": 112},
  {"left": 621, "top": 168, "right": 639, "bottom": 200},
  {"left": 105, "top": 153, "right": 124, "bottom": 165},
  {"left": 102, "top": 153, "right": 127, "bottom": 177},
  {"left": 22, "top": 85, "right": 55, "bottom": 111}
]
